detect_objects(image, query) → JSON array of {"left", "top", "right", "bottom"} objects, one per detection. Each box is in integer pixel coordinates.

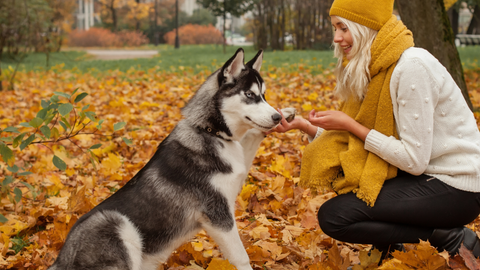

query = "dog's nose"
[{"left": 272, "top": 113, "right": 282, "bottom": 124}]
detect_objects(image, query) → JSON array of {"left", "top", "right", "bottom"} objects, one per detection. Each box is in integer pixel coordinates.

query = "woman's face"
[{"left": 331, "top": 16, "right": 354, "bottom": 60}]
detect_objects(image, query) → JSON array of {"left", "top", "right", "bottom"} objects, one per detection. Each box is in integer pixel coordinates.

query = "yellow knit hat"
[{"left": 329, "top": 0, "right": 394, "bottom": 30}]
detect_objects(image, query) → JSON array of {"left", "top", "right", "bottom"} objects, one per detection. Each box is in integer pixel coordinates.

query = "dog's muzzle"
[{"left": 272, "top": 113, "right": 282, "bottom": 124}]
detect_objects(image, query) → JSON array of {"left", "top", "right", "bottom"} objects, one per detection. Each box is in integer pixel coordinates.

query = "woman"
[{"left": 273, "top": 0, "right": 480, "bottom": 262}]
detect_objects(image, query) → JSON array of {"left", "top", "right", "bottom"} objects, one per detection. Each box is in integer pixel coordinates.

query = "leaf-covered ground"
[{"left": 1, "top": 63, "right": 480, "bottom": 269}]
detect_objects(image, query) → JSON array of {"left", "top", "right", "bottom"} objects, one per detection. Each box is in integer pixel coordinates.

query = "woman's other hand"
[{"left": 308, "top": 110, "right": 370, "bottom": 141}]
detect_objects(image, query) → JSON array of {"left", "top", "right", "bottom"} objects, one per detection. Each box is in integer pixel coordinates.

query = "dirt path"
[{"left": 85, "top": 49, "right": 158, "bottom": 60}]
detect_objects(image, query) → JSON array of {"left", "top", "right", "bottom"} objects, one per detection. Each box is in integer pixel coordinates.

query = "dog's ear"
[
  {"left": 221, "top": 48, "right": 245, "bottom": 84},
  {"left": 246, "top": 50, "right": 263, "bottom": 72}
]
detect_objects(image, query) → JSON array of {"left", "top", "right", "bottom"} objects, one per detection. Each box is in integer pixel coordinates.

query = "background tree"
[
  {"left": 126, "top": 0, "right": 151, "bottom": 31},
  {"left": 0, "top": 0, "right": 62, "bottom": 91},
  {"left": 99, "top": 0, "right": 121, "bottom": 32},
  {"left": 197, "top": 0, "right": 256, "bottom": 53},
  {"left": 448, "top": 1, "right": 461, "bottom": 37},
  {"left": 250, "top": 0, "right": 333, "bottom": 51},
  {"left": 187, "top": 8, "right": 218, "bottom": 26},
  {"left": 149, "top": 0, "right": 182, "bottom": 44},
  {"left": 44, "top": 0, "right": 77, "bottom": 52},
  {"left": 251, "top": 0, "right": 289, "bottom": 50},
  {"left": 466, "top": 0, "right": 480, "bottom": 33},
  {"left": 396, "top": 0, "right": 473, "bottom": 110}
]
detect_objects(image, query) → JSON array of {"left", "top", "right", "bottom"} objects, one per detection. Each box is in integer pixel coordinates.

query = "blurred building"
[
  {"left": 76, "top": 0, "right": 95, "bottom": 30},
  {"left": 182, "top": 0, "right": 199, "bottom": 15}
]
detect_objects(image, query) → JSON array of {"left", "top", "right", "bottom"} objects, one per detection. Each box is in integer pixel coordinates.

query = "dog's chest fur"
[{"left": 210, "top": 140, "right": 248, "bottom": 205}]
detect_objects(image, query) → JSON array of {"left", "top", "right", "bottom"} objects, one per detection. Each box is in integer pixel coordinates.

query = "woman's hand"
[
  {"left": 308, "top": 110, "right": 371, "bottom": 141},
  {"left": 308, "top": 110, "right": 353, "bottom": 131},
  {"left": 268, "top": 109, "right": 318, "bottom": 138}
]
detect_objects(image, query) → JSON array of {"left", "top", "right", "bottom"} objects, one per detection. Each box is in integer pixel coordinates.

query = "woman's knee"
[
  {"left": 317, "top": 195, "right": 350, "bottom": 237},
  {"left": 317, "top": 199, "right": 337, "bottom": 235},
  {"left": 317, "top": 194, "right": 368, "bottom": 238}
]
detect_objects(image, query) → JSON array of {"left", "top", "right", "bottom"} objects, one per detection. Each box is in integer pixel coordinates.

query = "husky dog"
[{"left": 48, "top": 48, "right": 294, "bottom": 270}]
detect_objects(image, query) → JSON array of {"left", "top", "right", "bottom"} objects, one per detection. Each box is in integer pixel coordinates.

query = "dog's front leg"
[
  {"left": 240, "top": 128, "right": 266, "bottom": 172},
  {"left": 240, "top": 108, "right": 296, "bottom": 172},
  {"left": 203, "top": 222, "right": 253, "bottom": 270}
]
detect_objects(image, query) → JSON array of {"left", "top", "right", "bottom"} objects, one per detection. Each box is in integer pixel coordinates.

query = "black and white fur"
[{"left": 48, "top": 49, "right": 293, "bottom": 270}]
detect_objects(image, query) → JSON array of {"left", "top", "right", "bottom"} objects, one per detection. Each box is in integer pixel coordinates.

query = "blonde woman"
[{"left": 273, "top": 0, "right": 480, "bottom": 263}]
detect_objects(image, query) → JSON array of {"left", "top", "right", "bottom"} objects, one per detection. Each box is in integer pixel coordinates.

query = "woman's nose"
[{"left": 333, "top": 31, "right": 342, "bottom": 43}]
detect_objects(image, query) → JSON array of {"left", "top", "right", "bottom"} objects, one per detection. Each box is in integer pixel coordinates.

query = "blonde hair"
[{"left": 333, "top": 16, "right": 378, "bottom": 101}]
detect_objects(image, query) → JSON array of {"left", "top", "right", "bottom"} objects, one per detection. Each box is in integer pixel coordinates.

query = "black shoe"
[{"left": 429, "top": 227, "right": 480, "bottom": 258}]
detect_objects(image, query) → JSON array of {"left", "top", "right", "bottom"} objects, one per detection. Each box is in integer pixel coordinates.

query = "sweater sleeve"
[
  {"left": 365, "top": 57, "right": 438, "bottom": 175},
  {"left": 308, "top": 127, "right": 325, "bottom": 143}
]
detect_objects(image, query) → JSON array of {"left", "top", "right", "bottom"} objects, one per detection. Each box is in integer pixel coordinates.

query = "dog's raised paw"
[{"left": 281, "top": 108, "right": 296, "bottom": 123}]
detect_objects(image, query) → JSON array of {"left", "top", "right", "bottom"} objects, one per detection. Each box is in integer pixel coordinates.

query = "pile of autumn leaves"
[{"left": 1, "top": 63, "right": 480, "bottom": 270}]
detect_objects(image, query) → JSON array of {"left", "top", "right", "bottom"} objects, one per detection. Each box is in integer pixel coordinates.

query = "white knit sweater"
[{"left": 313, "top": 47, "right": 480, "bottom": 192}]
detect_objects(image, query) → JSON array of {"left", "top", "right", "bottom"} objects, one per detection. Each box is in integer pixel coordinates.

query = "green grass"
[
  {"left": 458, "top": 46, "right": 480, "bottom": 69},
  {"left": 1, "top": 44, "right": 479, "bottom": 74},
  {"left": 0, "top": 45, "right": 336, "bottom": 74}
]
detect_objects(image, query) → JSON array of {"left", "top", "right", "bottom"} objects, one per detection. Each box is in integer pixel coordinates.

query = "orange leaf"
[{"left": 459, "top": 244, "right": 480, "bottom": 269}]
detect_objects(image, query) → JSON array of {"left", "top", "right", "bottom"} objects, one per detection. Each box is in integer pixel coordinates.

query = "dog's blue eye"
[{"left": 245, "top": 91, "right": 254, "bottom": 98}]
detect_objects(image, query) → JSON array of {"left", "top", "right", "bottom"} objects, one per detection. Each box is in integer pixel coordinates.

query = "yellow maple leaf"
[
  {"left": 101, "top": 152, "right": 122, "bottom": 175},
  {"left": 308, "top": 92, "right": 318, "bottom": 101},
  {"left": 239, "top": 184, "right": 257, "bottom": 201},
  {"left": 256, "top": 240, "right": 283, "bottom": 259},
  {"left": 249, "top": 225, "right": 271, "bottom": 240},
  {"left": 357, "top": 248, "right": 382, "bottom": 269},
  {"left": 44, "top": 174, "right": 65, "bottom": 195},
  {"left": 0, "top": 233, "right": 9, "bottom": 256},
  {"left": 206, "top": 258, "right": 237, "bottom": 270},
  {"left": 270, "top": 155, "right": 292, "bottom": 178},
  {"left": 91, "top": 142, "right": 116, "bottom": 156},
  {"left": 302, "top": 102, "right": 313, "bottom": 112},
  {"left": 109, "top": 173, "right": 123, "bottom": 181},
  {"left": 46, "top": 196, "right": 69, "bottom": 210},
  {"left": 0, "top": 218, "right": 30, "bottom": 237},
  {"left": 66, "top": 168, "right": 75, "bottom": 177},
  {"left": 192, "top": 241, "right": 203, "bottom": 252},
  {"left": 377, "top": 258, "right": 413, "bottom": 270}
]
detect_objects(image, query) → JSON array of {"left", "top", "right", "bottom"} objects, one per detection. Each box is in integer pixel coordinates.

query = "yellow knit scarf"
[{"left": 299, "top": 15, "right": 414, "bottom": 206}]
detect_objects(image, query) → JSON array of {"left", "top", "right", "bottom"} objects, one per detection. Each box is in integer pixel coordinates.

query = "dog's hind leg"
[
  {"left": 50, "top": 211, "right": 142, "bottom": 270},
  {"left": 203, "top": 222, "right": 253, "bottom": 270}
]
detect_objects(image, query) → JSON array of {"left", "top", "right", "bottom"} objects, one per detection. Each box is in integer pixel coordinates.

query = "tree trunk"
[
  {"left": 135, "top": 0, "right": 140, "bottom": 31},
  {"left": 110, "top": 0, "right": 117, "bottom": 32},
  {"left": 268, "top": 0, "right": 281, "bottom": 50},
  {"left": 0, "top": 37, "right": 4, "bottom": 91},
  {"left": 0, "top": 50, "right": 3, "bottom": 91},
  {"left": 294, "top": 0, "right": 303, "bottom": 49},
  {"left": 448, "top": 6, "right": 459, "bottom": 37},
  {"left": 223, "top": 9, "right": 226, "bottom": 54},
  {"left": 467, "top": 4, "right": 480, "bottom": 34},
  {"left": 397, "top": 0, "right": 473, "bottom": 110},
  {"left": 253, "top": 1, "right": 268, "bottom": 50},
  {"left": 154, "top": 0, "right": 159, "bottom": 46},
  {"left": 279, "top": 0, "right": 285, "bottom": 49}
]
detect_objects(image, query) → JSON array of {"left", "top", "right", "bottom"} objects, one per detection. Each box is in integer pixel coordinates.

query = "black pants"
[{"left": 317, "top": 171, "right": 480, "bottom": 246}]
